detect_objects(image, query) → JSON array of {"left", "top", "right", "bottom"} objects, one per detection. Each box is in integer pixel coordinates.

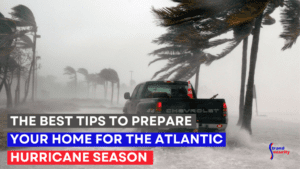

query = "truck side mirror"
[{"left": 124, "top": 92, "right": 130, "bottom": 99}]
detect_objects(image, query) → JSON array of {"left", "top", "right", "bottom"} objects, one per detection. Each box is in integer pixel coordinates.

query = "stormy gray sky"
[{"left": 1, "top": 0, "right": 299, "bottom": 113}]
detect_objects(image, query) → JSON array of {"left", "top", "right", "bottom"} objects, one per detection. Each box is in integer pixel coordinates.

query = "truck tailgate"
[{"left": 160, "top": 98, "right": 226, "bottom": 124}]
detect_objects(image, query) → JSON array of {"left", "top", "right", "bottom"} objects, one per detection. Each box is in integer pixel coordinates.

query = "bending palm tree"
[
  {"left": 149, "top": 23, "right": 234, "bottom": 94},
  {"left": 77, "top": 68, "right": 90, "bottom": 98},
  {"left": 237, "top": 2, "right": 278, "bottom": 126},
  {"left": 17, "top": 34, "right": 34, "bottom": 104},
  {"left": 10, "top": 4, "right": 39, "bottom": 102},
  {"left": 108, "top": 69, "right": 120, "bottom": 104},
  {"left": 152, "top": 0, "right": 299, "bottom": 134},
  {"left": 64, "top": 66, "right": 77, "bottom": 98},
  {"left": 99, "top": 68, "right": 120, "bottom": 104}
]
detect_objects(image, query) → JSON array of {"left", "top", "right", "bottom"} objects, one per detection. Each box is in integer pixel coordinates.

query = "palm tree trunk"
[
  {"left": 241, "top": 14, "right": 263, "bottom": 135},
  {"left": 105, "top": 81, "right": 108, "bottom": 100},
  {"left": 111, "top": 82, "right": 114, "bottom": 104},
  {"left": 237, "top": 37, "right": 248, "bottom": 126},
  {"left": 194, "top": 64, "right": 201, "bottom": 96},
  {"left": 15, "top": 65, "right": 21, "bottom": 106},
  {"left": 0, "top": 54, "right": 10, "bottom": 92},
  {"left": 103, "top": 84, "right": 106, "bottom": 99},
  {"left": 22, "top": 59, "right": 34, "bottom": 103},
  {"left": 31, "top": 30, "right": 37, "bottom": 102},
  {"left": 4, "top": 81, "right": 13, "bottom": 108}
]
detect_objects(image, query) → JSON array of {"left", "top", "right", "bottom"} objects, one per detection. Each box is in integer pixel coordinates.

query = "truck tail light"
[
  {"left": 223, "top": 102, "right": 227, "bottom": 117},
  {"left": 156, "top": 102, "right": 162, "bottom": 111}
]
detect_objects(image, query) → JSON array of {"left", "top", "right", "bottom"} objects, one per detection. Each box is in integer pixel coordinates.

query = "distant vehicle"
[{"left": 123, "top": 81, "right": 228, "bottom": 132}]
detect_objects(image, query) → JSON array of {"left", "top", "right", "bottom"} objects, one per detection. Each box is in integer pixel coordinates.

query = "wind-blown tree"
[
  {"left": 10, "top": 4, "right": 38, "bottom": 102},
  {"left": 0, "top": 13, "right": 31, "bottom": 106},
  {"left": 0, "top": 56, "right": 19, "bottom": 107},
  {"left": 8, "top": 48, "right": 30, "bottom": 106},
  {"left": 96, "top": 75, "right": 106, "bottom": 99},
  {"left": 237, "top": 2, "right": 278, "bottom": 126},
  {"left": 0, "top": 9, "right": 35, "bottom": 105},
  {"left": 152, "top": 0, "right": 299, "bottom": 134},
  {"left": 88, "top": 73, "right": 98, "bottom": 99},
  {"left": 64, "top": 66, "right": 77, "bottom": 98},
  {"left": 0, "top": 13, "right": 17, "bottom": 93},
  {"left": 108, "top": 69, "right": 120, "bottom": 104},
  {"left": 16, "top": 35, "right": 34, "bottom": 104},
  {"left": 99, "top": 69, "right": 110, "bottom": 100},
  {"left": 99, "top": 68, "right": 120, "bottom": 104},
  {"left": 77, "top": 68, "right": 90, "bottom": 98},
  {"left": 149, "top": 23, "right": 234, "bottom": 95}
]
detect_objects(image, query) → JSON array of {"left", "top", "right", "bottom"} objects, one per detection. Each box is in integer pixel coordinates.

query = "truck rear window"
[{"left": 142, "top": 83, "right": 190, "bottom": 99}]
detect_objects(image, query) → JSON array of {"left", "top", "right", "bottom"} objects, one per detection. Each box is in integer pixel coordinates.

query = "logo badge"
[{"left": 269, "top": 143, "right": 290, "bottom": 160}]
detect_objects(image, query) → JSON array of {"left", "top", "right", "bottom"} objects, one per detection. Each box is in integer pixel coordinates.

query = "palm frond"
[
  {"left": 18, "top": 34, "right": 33, "bottom": 46},
  {"left": 10, "top": 5, "right": 36, "bottom": 27},
  {"left": 64, "top": 66, "right": 76, "bottom": 75},
  {"left": 151, "top": 59, "right": 184, "bottom": 80},
  {"left": 0, "top": 46, "right": 16, "bottom": 57},
  {"left": 148, "top": 58, "right": 168, "bottom": 66},
  {"left": 263, "top": 14, "right": 276, "bottom": 25},
  {"left": 77, "top": 68, "right": 89, "bottom": 76},
  {"left": 170, "top": 63, "right": 199, "bottom": 81},
  {"left": 99, "top": 68, "right": 119, "bottom": 83},
  {"left": 280, "top": 0, "right": 300, "bottom": 50},
  {"left": 148, "top": 46, "right": 189, "bottom": 55},
  {"left": 156, "top": 65, "right": 184, "bottom": 80},
  {"left": 205, "top": 38, "right": 234, "bottom": 49},
  {"left": 205, "top": 40, "right": 242, "bottom": 65}
]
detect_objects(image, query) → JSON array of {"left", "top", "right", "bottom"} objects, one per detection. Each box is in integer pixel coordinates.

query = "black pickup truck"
[{"left": 123, "top": 81, "right": 228, "bottom": 132}]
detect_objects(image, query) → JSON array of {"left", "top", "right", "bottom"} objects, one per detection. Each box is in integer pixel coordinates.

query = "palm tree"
[
  {"left": 107, "top": 69, "right": 120, "bottom": 104},
  {"left": 64, "top": 66, "right": 77, "bottom": 98},
  {"left": 99, "top": 68, "right": 120, "bottom": 104},
  {"left": 87, "top": 73, "right": 98, "bottom": 99},
  {"left": 236, "top": 37, "right": 249, "bottom": 126},
  {"left": 96, "top": 75, "right": 106, "bottom": 99},
  {"left": 241, "top": 0, "right": 299, "bottom": 133},
  {"left": 99, "top": 69, "right": 109, "bottom": 100},
  {"left": 77, "top": 68, "right": 90, "bottom": 98},
  {"left": 237, "top": 2, "right": 278, "bottom": 126},
  {"left": 17, "top": 34, "right": 34, "bottom": 104},
  {"left": 0, "top": 11, "right": 33, "bottom": 105},
  {"left": 0, "top": 13, "right": 17, "bottom": 93},
  {"left": 241, "top": 14, "right": 264, "bottom": 134},
  {"left": 149, "top": 23, "right": 233, "bottom": 94},
  {"left": 0, "top": 56, "right": 19, "bottom": 107},
  {"left": 10, "top": 4, "right": 38, "bottom": 102},
  {"left": 152, "top": 0, "right": 299, "bottom": 134}
]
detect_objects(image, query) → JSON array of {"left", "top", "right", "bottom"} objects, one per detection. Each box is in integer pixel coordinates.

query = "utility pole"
[
  {"left": 130, "top": 71, "right": 133, "bottom": 90},
  {"left": 31, "top": 27, "right": 41, "bottom": 102}
]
